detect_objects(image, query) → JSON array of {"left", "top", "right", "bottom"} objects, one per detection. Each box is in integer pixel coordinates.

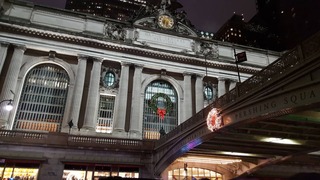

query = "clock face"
[{"left": 158, "top": 15, "right": 174, "bottom": 29}]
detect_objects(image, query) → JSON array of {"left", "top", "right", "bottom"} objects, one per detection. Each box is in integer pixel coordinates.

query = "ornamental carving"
[
  {"left": 100, "top": 67, "right": 120, "bottom": 90},
  {"left": 132, "top": 0, "right": 198, "bottom": 37},
  {"left": 198, "top": 42, "right": 219, "bottom": 59},
  {"left": 104, "top": 23, "right": 126, "bottom": 41}
]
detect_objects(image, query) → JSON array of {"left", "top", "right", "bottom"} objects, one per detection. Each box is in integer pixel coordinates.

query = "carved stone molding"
[
  {"left": 198, "top": 42, "right": 219, "bottom": 59},
  {"left": 104, "top": 22, "right": 126, "bottom": 41}
]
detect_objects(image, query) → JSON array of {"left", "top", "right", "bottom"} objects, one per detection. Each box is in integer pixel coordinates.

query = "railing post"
[{"left": 297, "top": 44, "right": 305, "bottom": 62}]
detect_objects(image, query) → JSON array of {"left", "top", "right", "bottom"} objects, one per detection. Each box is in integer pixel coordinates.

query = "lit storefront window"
[
  {"left": 62, "top": 164, "right": 139, "bottom": 180},
  {"left": 63, "top": 169, "right": 87, "bottom": 180},
  {"left": 118, "top": 167, "right": 139, "bottom": 178},
  {"left": 0, "top": 161, "right": 39, "bottom": 180},
  {"left": 63, "top": 165, "right": 87, "bottom": 180},
  {"left": 168, "top": 168, "right": 222, "bottom": 180},
  {"left": 94, "top": 166, "right": 111, "bottom": 179}
]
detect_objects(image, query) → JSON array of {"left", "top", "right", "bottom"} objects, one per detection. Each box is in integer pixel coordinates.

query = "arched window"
[
  {"left": 143, "top": 80, "right": 178, "bottom": 139},
  {"left": 13, "top": 64, "right": 69, "bottom": 132}
]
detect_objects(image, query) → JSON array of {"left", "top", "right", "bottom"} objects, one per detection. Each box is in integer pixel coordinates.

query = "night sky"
[{"left": 26, "top": 0, "right": 257, "bottom": 33}]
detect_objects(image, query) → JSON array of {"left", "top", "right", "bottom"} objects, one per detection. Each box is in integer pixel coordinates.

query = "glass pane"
[
  {"left": 87, "top": 171, "right": 93, "bottom": 180},
  {"left": 168, "top": 170, "right": 173, "bottom": 180},
  {"left": 205, "top": 169, "right": 210, "bottom": 177},
  {"left": 3, "top": 167, "right": 13, "bottom": 179},
  {"left": 204, "top": 86, "right": 213, "bottom": 100},
  {"left": 13, "top": 168, "right": 38, "bottom": 180},
  {"left": 104, "top": 72, "right": 115, "bottom": 87},
  {"left": 62, "top": 170, "right": 86, "bottom": 180}
]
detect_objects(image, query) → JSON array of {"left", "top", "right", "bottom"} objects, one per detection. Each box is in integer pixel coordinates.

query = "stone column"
[
  {"left": 218, "top": 78, "right": 226, "bottom": 97},
  {"left": 229, "top": 80, "right": 237, "bottom": 91},
  {"left": 0, "top": 42, "right": 9, "bottom": 74},
  {"left": 195, "top": 75, "right": 204, "bottom": 113},
  {"left": 113, "top": 63, "right": 130, "bottom": 135},
  {"left": 129, "top": 65, "right": 143, "bottom": 138},
  {"left": 183, "top": 73, "right": 192, "bottom": 122},
  {"left": 82, "top": 58, "right": 102, "bottom": 131},
  {"left": 69, "top": 55, "right": 87, "bottom": 130},
  {"left": 0, "top": 45, "right": 26, "bottom": 128}
]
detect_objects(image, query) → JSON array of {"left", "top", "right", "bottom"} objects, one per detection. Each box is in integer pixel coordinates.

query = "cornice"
[{"left": 0, "top": 23, "right": 259, "bottom": 74}]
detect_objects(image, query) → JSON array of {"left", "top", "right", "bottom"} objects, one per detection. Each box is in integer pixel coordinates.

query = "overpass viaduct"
[{"left": 154, "top": 32, "right": 320, "bottom": 179}]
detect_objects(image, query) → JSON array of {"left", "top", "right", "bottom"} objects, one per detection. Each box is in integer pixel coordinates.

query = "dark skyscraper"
[
  {"left": 256, "top": 0, "right": 320, "bottom": 49},
  {"left": 214, "top": 0, "right": 320, "bottom": 51},
  {"left": 65, "top": 0, "right": 147, "bottom": 21}
]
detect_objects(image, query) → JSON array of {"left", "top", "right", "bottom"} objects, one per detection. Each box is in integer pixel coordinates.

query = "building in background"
[
  {"left": 65, "top": 0, "right": 184, "bottom": 22},
  {"left": 0, "top": 0, "right": 281, "bottom": 179},
  {"left": 256, "top": 0, "right": 320, "bottom": 50},
  {"left": 213, "top": 14, "right": 282, "bottom": 51},
  {"left": 214, "top": 0, "right": 320, "bottom": 51},
  {"left": 65, "top": 0, "right": 147, "bottom": 21}
]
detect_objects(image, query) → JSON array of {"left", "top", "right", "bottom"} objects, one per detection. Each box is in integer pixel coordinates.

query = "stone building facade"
[{"left": 0, "top": 1, "right": 280, "bottom": 179}]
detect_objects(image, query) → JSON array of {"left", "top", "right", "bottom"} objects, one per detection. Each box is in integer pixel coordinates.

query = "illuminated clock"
[{"left": 158, "top": 14, "right": 174, "bottom": 29}]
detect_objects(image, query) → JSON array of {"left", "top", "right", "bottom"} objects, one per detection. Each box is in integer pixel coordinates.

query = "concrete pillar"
[
  {"left": 69, "top": 55, "right": 87, "bottom": 130},
  {"left": 0, "top": 42, "right": 9, "bottom": 74},
  {"left": 0, "top": 45, "right": 26, "bottom": 128},
  {"left": 83, "top": 58, "right": 102, "bottom": 131},
  {"left": 113, "top": 63, "right": 130, "bottom": 135},
  {"left": 195, "top": 74, "right": 204, "bottom": 113},
  {"left": 38, "top": 158, "right": 64, "bottom": 180},
  {"left": 129, "top": 64, "right": 143, "bottom": 138},
  {"left": 183, "top": 73, "right": 192, "bottom": 122},
  {"left": 218, "top": 78, "right": 226, "bottom": 97}
]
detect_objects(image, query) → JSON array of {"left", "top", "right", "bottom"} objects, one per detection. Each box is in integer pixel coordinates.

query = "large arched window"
[
  {"left": 143, "top": 80, "right": 178, "bottom": 139},
  {"left": 13, "top": 64, "right": 69, "bottom": 132}
]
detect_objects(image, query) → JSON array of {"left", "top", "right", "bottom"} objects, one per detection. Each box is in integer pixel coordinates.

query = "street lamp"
[{"left": 0, "top": 99, "right": 13, "bottom": 111}]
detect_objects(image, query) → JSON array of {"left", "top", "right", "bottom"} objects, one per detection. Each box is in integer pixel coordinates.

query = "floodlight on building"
[
  {"left": 178, "top": 156, "right": 242, "bottom": 165},
  {"left": 261, "top": 137, "right": 301, "bottom": 145},
  {"left": 1, "top": 99, "right": 13, "bottom": 111},
  {"left": 221, "top": 151, "right": 256, "bottom": 157}
]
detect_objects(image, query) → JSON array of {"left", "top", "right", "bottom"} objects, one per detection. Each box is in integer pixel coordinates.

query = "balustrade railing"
[
  {"left": 156, "top": 31, "right": 320, "bottom": 148},
  {"left": 69, "top": 135, "right": 144, "bottom": 147},
  {"left": 0, "top": 130, "right": 154, "bottom": 150}
]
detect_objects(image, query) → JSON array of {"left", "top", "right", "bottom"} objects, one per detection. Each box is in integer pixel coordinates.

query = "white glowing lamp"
[{"left": 1, "top": 99, "right": 13, "bottom": 111}]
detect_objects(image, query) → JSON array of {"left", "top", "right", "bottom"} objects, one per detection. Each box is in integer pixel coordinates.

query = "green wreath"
[{"left": 149, "top": 93, "right": 173, "bottom": 115}]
